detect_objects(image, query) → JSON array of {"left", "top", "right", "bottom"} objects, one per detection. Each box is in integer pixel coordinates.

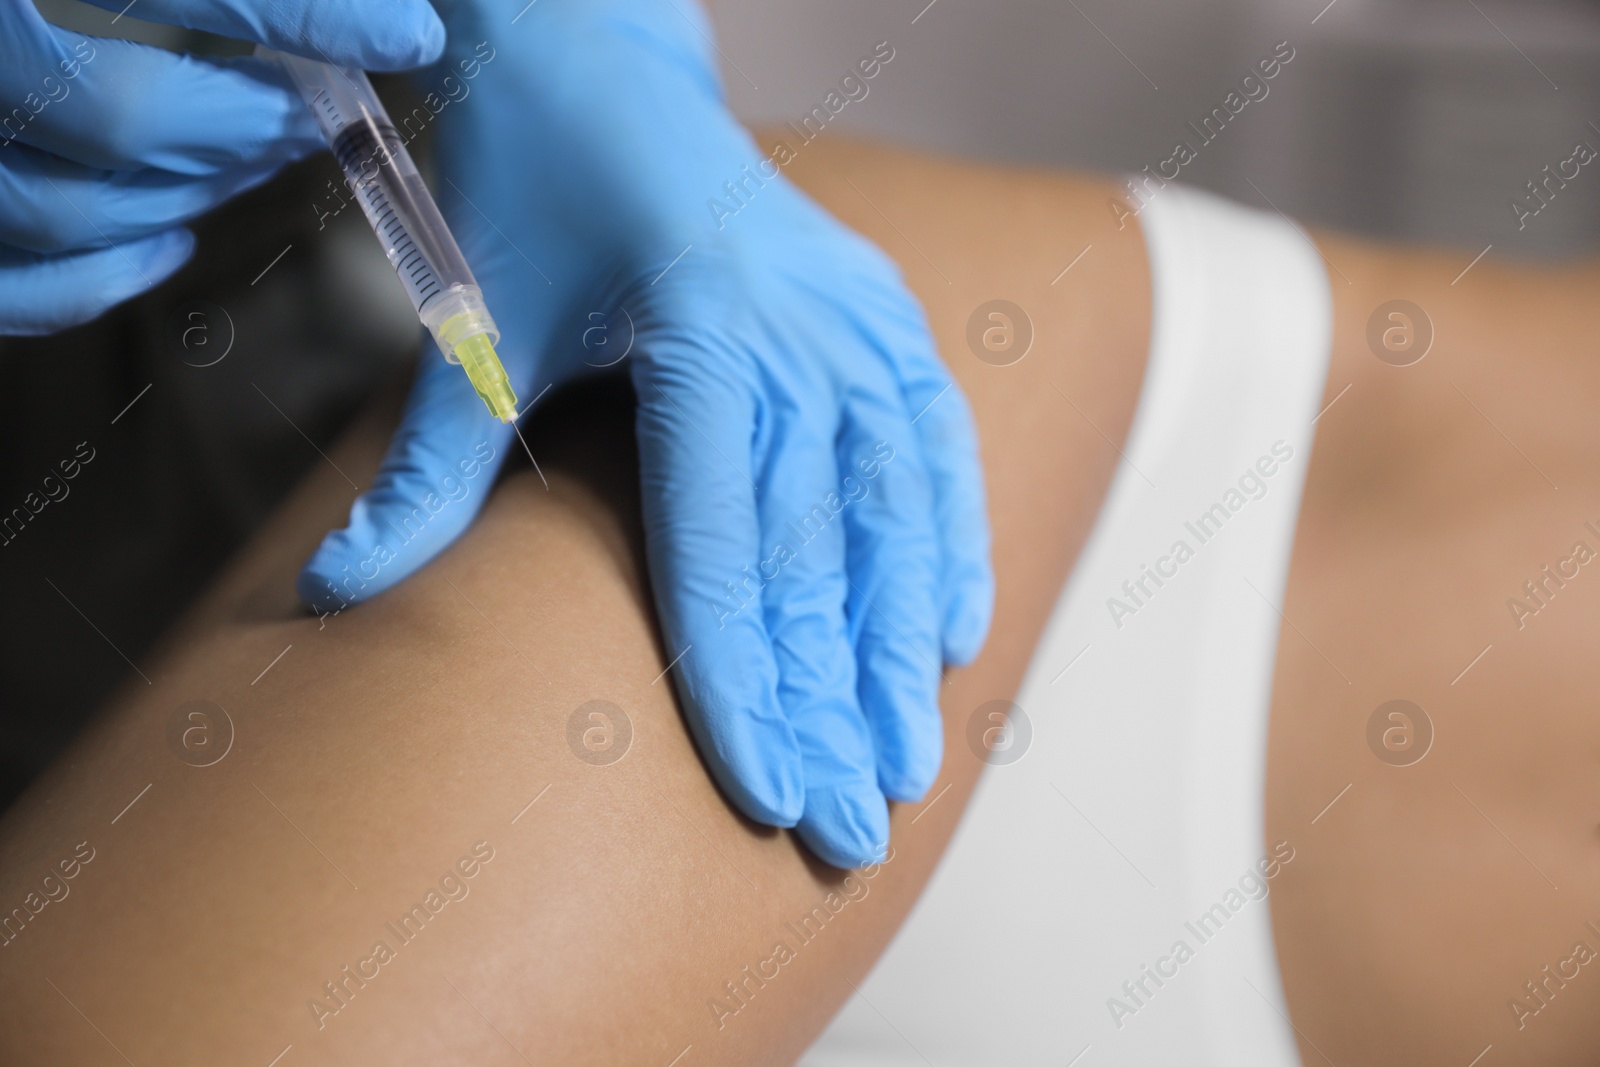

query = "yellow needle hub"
[{"left": 453, "top": 332, "right": 519, "bottom": 423}]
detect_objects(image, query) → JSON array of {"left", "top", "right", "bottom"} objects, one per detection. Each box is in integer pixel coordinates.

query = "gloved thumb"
[{"left": 298, "top": 351, "right": 516, "bottom": 613}]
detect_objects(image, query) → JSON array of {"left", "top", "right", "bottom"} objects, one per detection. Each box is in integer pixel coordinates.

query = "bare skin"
[{"left": 0, "top": 133, "right": 1597, "bottom": 1065}]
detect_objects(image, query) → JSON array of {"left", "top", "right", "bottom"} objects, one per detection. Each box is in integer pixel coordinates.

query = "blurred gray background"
[
  {"left": 707, "top": 0, "right": 1600, "bottom": 257},
  {"left": 3, "top": 0, "right": 1598, "bottom": 805}
]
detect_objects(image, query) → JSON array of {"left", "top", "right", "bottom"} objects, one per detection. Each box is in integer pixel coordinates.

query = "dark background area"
[{"left": 0, "top": 151, "right": 419, "bottom": 806}]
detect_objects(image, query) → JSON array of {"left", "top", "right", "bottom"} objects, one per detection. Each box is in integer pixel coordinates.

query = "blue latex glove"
[
  {"left": 0, "top": 0, "right": 445, "bottom": 335},
  {"left": 299, "top": 0, "right": 994, "bottom": 868}
]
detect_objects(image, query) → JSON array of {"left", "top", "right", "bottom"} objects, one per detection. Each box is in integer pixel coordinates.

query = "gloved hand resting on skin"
[
  {"left": 0, "top": 0, "right": 445, "bottom": 335},
  {"left": 297, "top": 0, "right": 996, "bottom": 869}
]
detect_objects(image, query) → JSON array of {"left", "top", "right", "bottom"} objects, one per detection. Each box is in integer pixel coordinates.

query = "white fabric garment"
[{"left": 801, "top": 182, "right": 1332, "bottom": 1067}]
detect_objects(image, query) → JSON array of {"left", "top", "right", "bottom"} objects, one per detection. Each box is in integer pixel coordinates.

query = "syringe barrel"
[{"left": 261, "top": 48, "right": 498, "bottom": 359}]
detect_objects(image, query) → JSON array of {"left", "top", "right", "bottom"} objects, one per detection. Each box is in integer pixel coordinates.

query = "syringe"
[{"left": 260, "top": 48, "right": 518, "bottom": 422}]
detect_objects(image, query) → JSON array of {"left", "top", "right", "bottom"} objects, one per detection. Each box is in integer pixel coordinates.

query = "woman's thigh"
[{"left": 0, "top": 138, "right": 1152, "bottom": 1066}]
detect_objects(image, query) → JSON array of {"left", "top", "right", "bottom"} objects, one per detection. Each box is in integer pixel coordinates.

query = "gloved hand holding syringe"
[{"left": 258, "top": 47, "right": 519, "bottom": 423}]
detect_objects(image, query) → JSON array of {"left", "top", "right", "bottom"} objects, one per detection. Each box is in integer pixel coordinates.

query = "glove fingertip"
[
  {"left": 878, "top": 727, "right": 942, "bottom": 804},
  {"left": 296, "top": 532, "right": 373, "bottom": 614},
  {"left": 796, "top": 786, "right": 889, "bottom": 870},
  {"left": 0, "top": 230, "right": 198, "bottom": 336},
  {"left": 742, "top": 758, "right": 806, "bottom": 828},
  {"left": 860, "top": 662, "right": 943, "bottom": 802},
  {"left": 348, "top": 1, "right": 447, "bottom": 70},
  {"left": 942, "top": 572, "right": 995, "bottom": 667},
  {"left": 140, "top": 227, "right": 197, "bottom": 285},
  {"left": 380, "top": 12, "right": 447, "bottom": 70},
  {"left": 296, "top": 562, "right": 350, "bottom": 614}
]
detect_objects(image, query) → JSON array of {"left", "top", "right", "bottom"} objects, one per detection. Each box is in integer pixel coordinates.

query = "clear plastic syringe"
[{"left": 260, "top": 48, "right": 518, "bottom": 422}]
